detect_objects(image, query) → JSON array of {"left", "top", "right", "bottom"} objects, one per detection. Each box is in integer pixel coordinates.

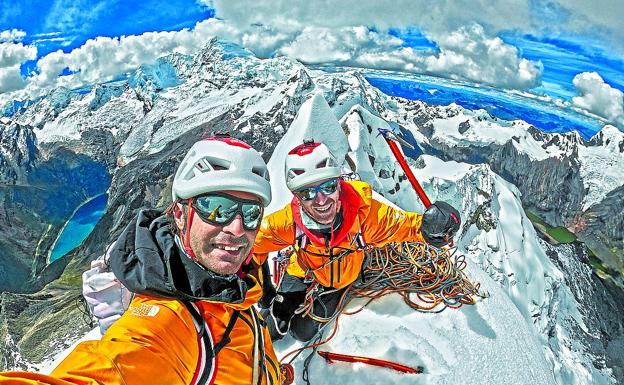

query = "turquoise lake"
[{"left": 49, "top": 194, "right": 108, "bottom": 262}]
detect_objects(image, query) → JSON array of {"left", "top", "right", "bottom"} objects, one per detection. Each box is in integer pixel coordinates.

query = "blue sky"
[
  {"left": 503, "top": 34, "right": 624, "bottom": 99},
  {"left": 1, "top": 0, "right": 622, "bottom": 126}
]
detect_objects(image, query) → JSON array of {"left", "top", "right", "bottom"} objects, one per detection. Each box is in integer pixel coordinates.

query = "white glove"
[{"left": 82, "top": 250, "right": 132, "bottom": 334}]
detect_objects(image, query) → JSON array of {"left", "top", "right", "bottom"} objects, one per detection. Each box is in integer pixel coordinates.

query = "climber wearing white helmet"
[
  {"left": 254, "top": 139, "right": 461, "bottom": 342},
  {"left": 170, "top": 135, "right": 271, "bottom": 274},
  {"left": 1, "top": 134, "right": 284, "bottom": 385}
]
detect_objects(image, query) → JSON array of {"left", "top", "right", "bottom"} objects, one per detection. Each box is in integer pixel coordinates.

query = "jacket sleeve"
[
  {"left": 362, "top": 198, "right": 425, "bottom": 247},
  {"left": 0, "top": 298, "right": 198, "bottom": 385},
  {"left": 252, "top": 205, "right": 296, "bottom": 265}
]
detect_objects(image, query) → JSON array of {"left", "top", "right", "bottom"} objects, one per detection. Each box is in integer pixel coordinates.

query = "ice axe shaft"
[
  {"left": 378, "top": 128, "right": 432, "bottom": 208},
  {"left": 318, "top": 351, "right": 423, "bottom": 374}
]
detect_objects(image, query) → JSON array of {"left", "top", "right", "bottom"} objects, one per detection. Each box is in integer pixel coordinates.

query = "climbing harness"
[
  {"left": 293, "top": 282, "right": 341, "bottom": 323},
  {"left": 273, "top": 248, "right": 293, "bottom": 286}
]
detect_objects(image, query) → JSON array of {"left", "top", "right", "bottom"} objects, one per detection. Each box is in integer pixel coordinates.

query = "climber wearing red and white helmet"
[
  {"left": 171, "top": 135, "right": 271, "bottom": 273},
  {"left": 255, "top": 139, "right": 461, "bottom": 342}
]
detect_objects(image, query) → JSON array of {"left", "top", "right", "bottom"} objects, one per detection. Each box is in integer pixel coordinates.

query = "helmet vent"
[
  {"left": 316, "top": 159, "right": 327, "bottom": 168},
  {"left": 292, "top": 169, "right": 305, "bottom": 175},
  {"left": 252, "top": 166, "right": 269, "bottom": 180},
  {"left": 202, "top": 156, "right": 231, "bottom": 171}
]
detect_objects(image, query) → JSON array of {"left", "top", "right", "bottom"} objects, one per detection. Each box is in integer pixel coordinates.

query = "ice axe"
[
  {"left": 318, "top": 351, "right": 423, "bottom": 374},
  {"left": 377, "top": 128, "right": 431, "bottom": 208},
  {"left": 378, "top": 128, "right": 460, "bottom": 247}
]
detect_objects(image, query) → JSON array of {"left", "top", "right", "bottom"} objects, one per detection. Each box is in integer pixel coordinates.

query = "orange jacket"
[
  {"left": 254, "top": 180, "right": 425, "bottom": 289},
  {"left": 0, "top": 280, "right": 282, "bottom": 385}
]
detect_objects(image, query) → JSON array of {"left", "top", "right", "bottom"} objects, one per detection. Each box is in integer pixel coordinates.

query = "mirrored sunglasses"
[
  {"left": 191, "top": 193, "right": 264, "bottom": 230},
  {"left": 294, "top": 178, "right": 339, "bottom": 201}
]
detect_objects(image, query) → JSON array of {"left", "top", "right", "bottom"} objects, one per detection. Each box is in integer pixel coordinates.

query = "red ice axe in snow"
[
  {"left": 318, "top": 351, "right": 423, "bottom": 374},
  {"left": 378, "top": 128, "right": 432, "bottom": 208}
]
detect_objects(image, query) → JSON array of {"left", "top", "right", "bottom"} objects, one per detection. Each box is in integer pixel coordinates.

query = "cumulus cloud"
[
  {"left": 572, "top": 72, "right": 624, "bottom": 126},
  {"left": 278, "top": 26, "right": 402, "bottom": 63},
  {"left": 0, "top": 41, "right": 37, "bottom": 93},
  {"left": 0, "top": 42, "right": 36, "bottom": 67},
  {"left": 424, "top": 25, "right": 542, "bottom": 89},
  {"left": 211, "top": 0, "right": 532, "bottom": 35},
  {"left": 273, "top": 24, "right": 541, "bottom": 89},
  {"left": 30, "top": 30, "right": 207, "bottom": 89},
  {"left": 0, "top": 29, "right": 26, "bottom": 43},
  {"left": 548, "top": 0, "right": 624, "bottom": 53}
]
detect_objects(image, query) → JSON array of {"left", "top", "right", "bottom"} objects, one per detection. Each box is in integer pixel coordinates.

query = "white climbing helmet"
[
  {"left": 285, "top": 140, "right": 341, "bottom": 191},
  {"left": 172, "top": 135, "right": 272, "bottom": 206}
]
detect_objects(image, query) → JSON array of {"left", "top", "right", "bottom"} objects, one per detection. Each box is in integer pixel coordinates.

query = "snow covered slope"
[{"left": 277, "top": 277, "right": 556, "bottom": 385}]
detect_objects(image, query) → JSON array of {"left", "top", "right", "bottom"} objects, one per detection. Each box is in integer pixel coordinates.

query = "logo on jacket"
[{"left": 129, "top": 304, "right": 161, "bottom": 317}]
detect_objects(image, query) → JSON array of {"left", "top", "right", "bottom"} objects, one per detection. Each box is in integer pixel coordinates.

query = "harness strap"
[
  {"left": 184, "top": 301, "right": 240, "bottom": 385},
  {"left": 213, "top": 310, "right": 240, "bottom": 356},
  {"left": 183, "top": 198, "right": 197, "bottom": 261}
]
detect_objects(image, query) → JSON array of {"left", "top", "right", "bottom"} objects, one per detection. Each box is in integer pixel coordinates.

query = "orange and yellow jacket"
[
  {"left": 253, "top": 180, "right": 425, "bottom": 289},
  {"left": 0, "top": 210, "right": 283, "bottom": 385},
  {"left": 0, "top": 290, "right": 281, "bottom": 385}
]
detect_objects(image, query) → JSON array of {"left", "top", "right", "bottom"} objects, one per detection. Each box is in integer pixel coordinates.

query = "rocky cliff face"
[
  {"left": 577, "top": 185, "right": 624, "bottom": 271},
  {"left": 541, "top": 240, "right": 624, "bottom": 383},
  {"left": 0, "top": 122, "right": 37, "bottom": 184}
]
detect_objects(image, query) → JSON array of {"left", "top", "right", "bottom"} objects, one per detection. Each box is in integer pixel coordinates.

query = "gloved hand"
[
  {"left": 83, "top": 256, "right": 133, "bottom": 335},
  {"left": 258, "top": 261, "right": 277, "bottom": 309},
  {"left": 420, "top": 201, "right": 461, "bottom": 247}
]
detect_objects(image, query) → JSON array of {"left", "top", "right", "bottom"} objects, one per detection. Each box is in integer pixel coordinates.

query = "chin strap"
[{"left": 183, "top": 197, "right": 198, "bottom": 261}]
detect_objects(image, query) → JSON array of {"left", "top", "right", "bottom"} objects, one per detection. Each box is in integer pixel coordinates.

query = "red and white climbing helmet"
[
  {"left": 285, "top": 140, "right": 341, "bottom": 191},
  {"left": 172, "top": 135, "right": 272, "bottom": 206}
]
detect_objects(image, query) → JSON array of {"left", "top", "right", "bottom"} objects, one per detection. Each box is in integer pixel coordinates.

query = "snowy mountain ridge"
[{"left": 376, "top": 98, "right": 624, "bottom": 211}]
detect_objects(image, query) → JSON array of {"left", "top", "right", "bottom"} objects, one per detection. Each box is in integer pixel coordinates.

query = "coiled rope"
[
  {"left": 351, "top": 241, "right": 485, "bottom": 313},
  {"left": 279, "top": 241, "right": 486, "bottom": 383}
]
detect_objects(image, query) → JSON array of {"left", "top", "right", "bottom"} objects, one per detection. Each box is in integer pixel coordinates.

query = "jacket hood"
[{"left": 109, "top": 209, "right": 255, "bottom": 304}]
